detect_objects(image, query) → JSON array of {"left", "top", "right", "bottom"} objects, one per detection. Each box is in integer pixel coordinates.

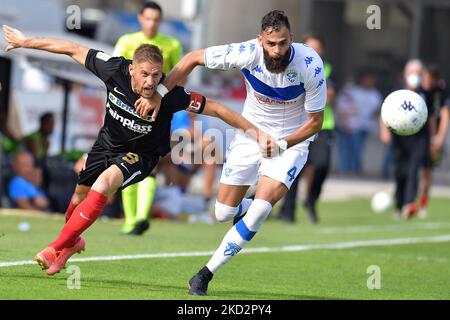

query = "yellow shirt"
[{"left": 113, "top": 31, "right": 182, "bottom": 74}]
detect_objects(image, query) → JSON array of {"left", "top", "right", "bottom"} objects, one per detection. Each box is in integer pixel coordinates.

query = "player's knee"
[
  {"left": 72, "top": 192, "right": 87, "bottom": 206},
  {"left": 215, "top": 201, "right": 239, "bottom": 222}
]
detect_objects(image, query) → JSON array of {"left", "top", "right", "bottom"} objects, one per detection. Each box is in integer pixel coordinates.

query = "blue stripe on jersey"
[
  {"left": 235, "top": 219, "right": 256, "bottom": 241},
  {"left": 242, "top": 68, "right": 305, "bottom": 101},
  {"left": 288, "top": 45, "right": 295, "bottom": 64}
]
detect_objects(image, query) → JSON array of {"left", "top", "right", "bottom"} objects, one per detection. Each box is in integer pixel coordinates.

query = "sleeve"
[
  {"left": 162, "top": 86, "right": 206, "bottom": 114},
  {"left": 303, "top": 51, "right": 327, "bottom": 113},
  {"left": 84, "top": 49, "right": 123, "bottom": 82},
  {"left": 9, "top": 178, "right": 35, "bottom": 201},
  {"left": 204, "top": 39, "right": 257, "bottom": 70}
]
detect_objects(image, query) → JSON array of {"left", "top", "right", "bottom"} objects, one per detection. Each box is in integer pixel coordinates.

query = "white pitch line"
[
  {"left": 1, "top": 234, "right": 450, "bottom": 268},
  {"left": 316, "top": 222, "right": 450, "bottom": 234}
]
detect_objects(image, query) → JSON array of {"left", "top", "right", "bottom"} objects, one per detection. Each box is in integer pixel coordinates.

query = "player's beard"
[{"left": 263, "top": 47, "right": 291, "bottom": 73}]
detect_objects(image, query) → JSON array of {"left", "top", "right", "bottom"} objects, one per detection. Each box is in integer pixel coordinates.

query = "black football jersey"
[{"left": 84, "top": 49, "right": 205, "bottom": 156}]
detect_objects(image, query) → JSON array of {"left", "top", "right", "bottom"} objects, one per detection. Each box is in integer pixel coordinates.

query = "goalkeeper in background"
[{"left": 113, "top": 1, "right": 183, "bottom": 235}]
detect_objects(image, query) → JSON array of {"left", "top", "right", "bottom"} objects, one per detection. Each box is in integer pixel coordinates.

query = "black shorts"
[{"left": 78, "top": 141, "right": 160, "bottom": 190}]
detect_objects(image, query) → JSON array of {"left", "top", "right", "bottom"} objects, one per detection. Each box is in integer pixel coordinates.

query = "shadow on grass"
[{"left": 2, "top": 272, "right": 340, "bottom": 300}]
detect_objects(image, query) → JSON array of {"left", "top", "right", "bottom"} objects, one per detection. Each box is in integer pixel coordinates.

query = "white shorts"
[{"left": 220, "top": 133, "right": 310, "bottom": 189}]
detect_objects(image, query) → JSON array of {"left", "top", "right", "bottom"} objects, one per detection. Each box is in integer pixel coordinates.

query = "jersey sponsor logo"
[
  {"left": 253, "top": 92, "right": 301, "bottom": 106},
  {"left": 186, "top": 92, "right": 203, "bottom": 113},
  {"left": 108, "top": 106, "right": 152, "bottom": 134},
  {"left": 224, "top": 242, "right": 241, "bottom": 256},
  {"left": 108, "top": 92, "right": 152, "bottom": 122},
  {"left": 286, "top": 68, "right": 298, "bottom": 84}
]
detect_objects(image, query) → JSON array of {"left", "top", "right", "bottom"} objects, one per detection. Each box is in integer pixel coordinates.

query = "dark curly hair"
[{"left": 261, "top": 10, "right": 291, "bottom": 33}]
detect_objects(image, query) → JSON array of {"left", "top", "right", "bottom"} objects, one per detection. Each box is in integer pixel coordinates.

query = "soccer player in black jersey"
[{"left": 3, "top": 25, "right": 274, "bottom": 275}]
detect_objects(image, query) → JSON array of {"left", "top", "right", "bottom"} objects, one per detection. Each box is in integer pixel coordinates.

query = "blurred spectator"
[
  {"left": 278, "top": 33, "right": 336, "bottom": 224},
  {"left": 23, "top": 112, "right": 54, "bottom": 163},
  {"left": 335, "top": 71, "right": 382, "bottom": 175},
  {"left": 113, "top": 1, "right": 184, "bottom": 235},
  {"left": 417, "top": 64, "right": 450, "bottom": 218},
  {"left": 8, "top": 151, "right": 49, "bottom": 211},
  {"left": 154, "top": 112, "right": 216, "bottom": 224},
  {"left": 0, "top": 110, "right": 21, "bottom": 157}
]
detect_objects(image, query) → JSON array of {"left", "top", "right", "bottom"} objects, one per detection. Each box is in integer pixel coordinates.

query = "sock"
[
  {"left": 407, "top": 203, "right": 417, "bottom": 216},
  {"left": 238, "top": 199, "right": 253, "bottom": 218},
  {"left": 65, "top": 198, "right": 77, "bottom": 223},
  {"left": 50, "top": 190, "right": 107, "bottom": 251},
  {"left": 121, "top": 183, "right": 138, "bottom": 231},
  {"left": 214, "top": 198, "right": 253, "bottom": 222},
  {"left": 206, "top": 199, "right": 272, "bottom": 274},
  {"left": 419, "top": 195, "right": 428, "bottom": 209},
  {"left": 135, "top": 176, "right": 157, "bottom": 221}
]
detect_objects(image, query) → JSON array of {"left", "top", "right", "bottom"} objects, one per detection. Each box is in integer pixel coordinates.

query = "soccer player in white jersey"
[{"left": 142, "top": 10, "right": 327, "bottom": 295}]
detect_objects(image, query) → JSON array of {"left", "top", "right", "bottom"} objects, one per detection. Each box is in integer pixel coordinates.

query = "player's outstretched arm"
[
  {"left": 282, "top": 111, "right": 324, "bottom": 148},
  {"left": 202, "top": 98, "right": 278, "bottom": 157},
  {"left": 3, "top": 25, "right": 89, "bottom": 65},
  {"left": 202, "top": 98, "right": 258, "bottom": 136},
  {"left": 163, "top": 49, "right": 205, "bottom": 91}
]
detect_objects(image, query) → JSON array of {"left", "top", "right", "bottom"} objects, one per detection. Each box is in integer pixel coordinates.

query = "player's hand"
[
  {"left": 380, "top": 128, "right": 392, "bottom": 144},
  {"left": 3, "top": 25, "right": 26, "bottom": 52},
  {"left": 430, "top": 136, "right": 443, "bottom": 157},
  {"left": 135, "top": 94, "right": 161, "bottom": 122},
  {"left": 258, "top": 133, "right": 280, "bottom": 158}
]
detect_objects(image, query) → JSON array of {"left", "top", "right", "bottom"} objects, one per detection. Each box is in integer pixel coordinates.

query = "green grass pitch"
[{"left": 1, "top": 198, "right": 449, "bottom": 300}]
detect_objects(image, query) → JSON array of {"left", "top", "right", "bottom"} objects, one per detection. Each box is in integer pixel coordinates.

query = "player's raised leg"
[
  {"left": 34, "top": 184, "right": 90, "bottom": 270},
  {"left": 188, "top": 177, "right": 288, "bottom": 296},
  {"left": 35, "top": 165, "right": 123, "bottom": 275}
]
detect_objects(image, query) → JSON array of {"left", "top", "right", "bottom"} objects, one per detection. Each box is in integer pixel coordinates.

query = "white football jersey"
[{"left": 204, "top": 39, "right": 327, "bottom": 146}]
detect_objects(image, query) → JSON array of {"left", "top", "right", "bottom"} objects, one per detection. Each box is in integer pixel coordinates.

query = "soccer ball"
[
  {"left": 371, "top": 191, "right": 393, "bottom": 213},
  {"left": 381, "top": 89, "right": 428, "bottom": 136}
]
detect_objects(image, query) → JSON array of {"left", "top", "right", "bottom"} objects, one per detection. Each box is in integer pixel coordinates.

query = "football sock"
[
  {"left": 121, "top": 183, "right": 138, "bottom": 232},
  {"left": 50, "top": 190, "right": 107, "bottom": 251},
  {"left": 214, "top": 198, "right": 253, "bottom": 222},
  {"left": 407, "top": 203, "right": 417, "bottom": 216},
  {"left": 419, "top": 195, "right": 428, "bottom": 209},
  {"left": 65, "top": 197, "right": 77, "bottom": 223},
  {"left": 135, "top": 176, "right": 157, "bottom": 222},
  {"left": 206, "top": 199, "right": 272, "bottom": 273}
]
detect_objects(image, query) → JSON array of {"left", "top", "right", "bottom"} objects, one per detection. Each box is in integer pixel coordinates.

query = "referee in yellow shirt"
[{"left": 114, "top": 1, "right": 183, "bottom": 235}]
